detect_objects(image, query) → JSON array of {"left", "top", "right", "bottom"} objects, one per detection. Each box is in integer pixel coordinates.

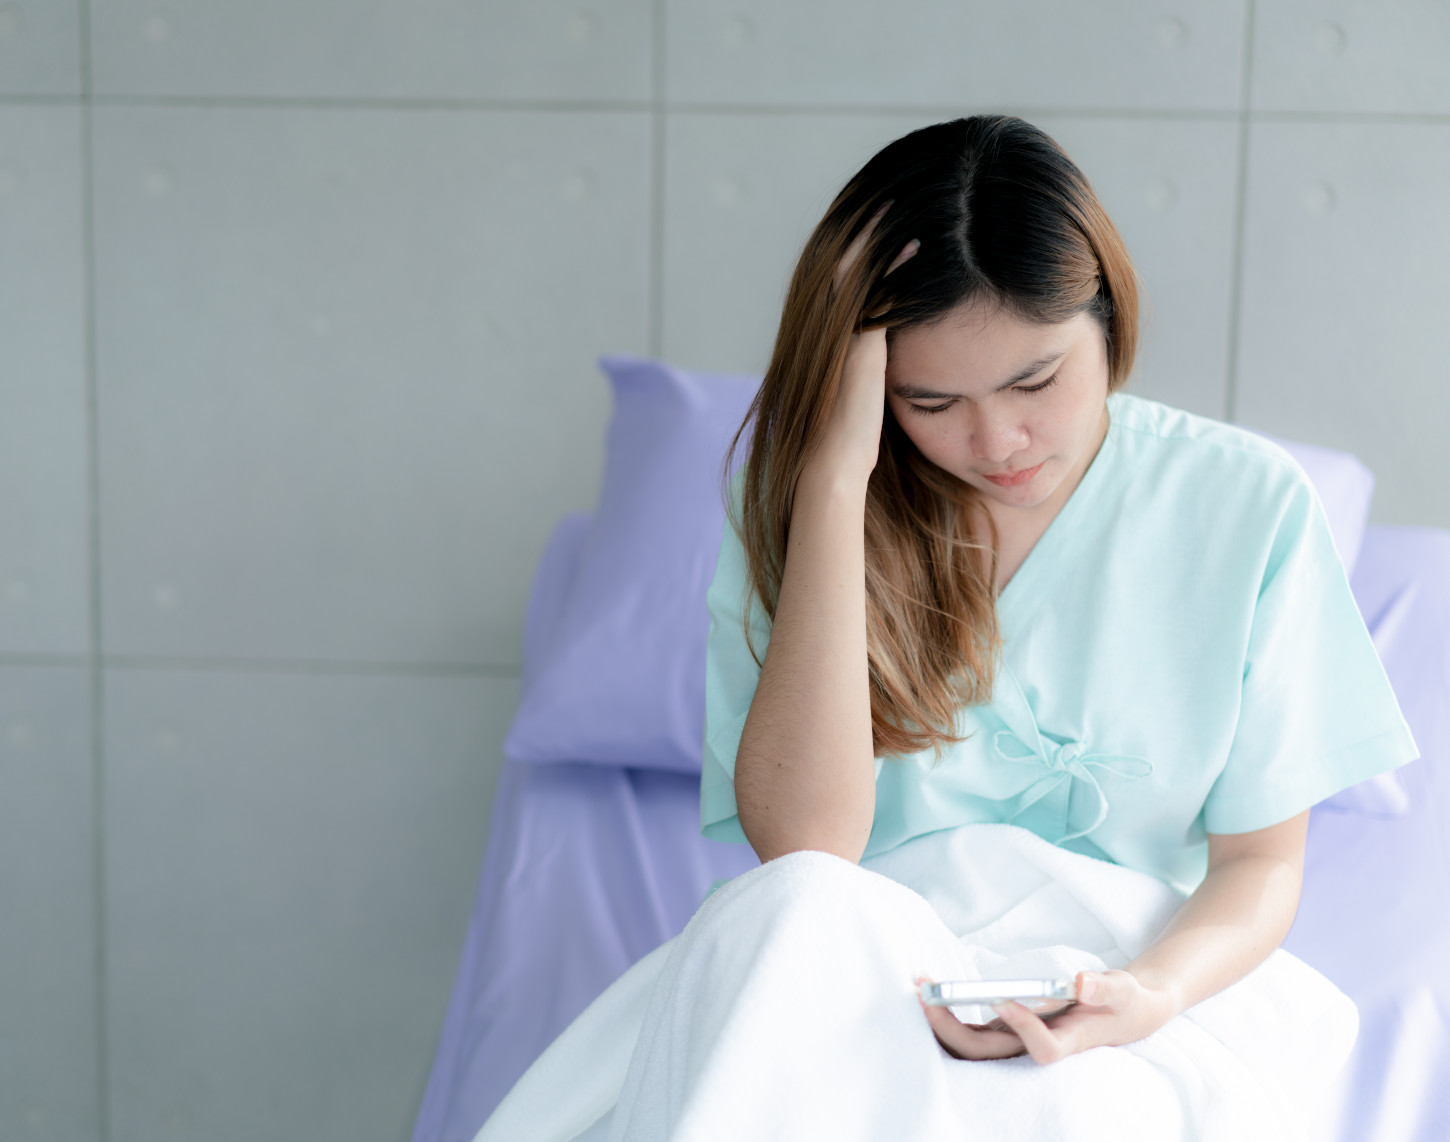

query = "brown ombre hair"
[{"left": 719, "top": 114, "right": 1140, "bottom": 764}]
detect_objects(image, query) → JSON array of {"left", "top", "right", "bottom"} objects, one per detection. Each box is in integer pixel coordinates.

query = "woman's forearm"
[
  {"left": 733, "top": 463, "right": 877, "bottom": 866},
  {"left": 1125, "top": 855, "right": 1304, "bottom": 1019}
]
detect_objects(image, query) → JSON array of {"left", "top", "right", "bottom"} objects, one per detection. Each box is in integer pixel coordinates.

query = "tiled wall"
[{"left": 2, "top": 2, "right": 1446, "bottom": 1140}]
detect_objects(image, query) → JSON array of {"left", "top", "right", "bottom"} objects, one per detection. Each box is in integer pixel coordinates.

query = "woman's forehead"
[{"left": 886, "top": 304, "right": 1096, "bottom": 396}]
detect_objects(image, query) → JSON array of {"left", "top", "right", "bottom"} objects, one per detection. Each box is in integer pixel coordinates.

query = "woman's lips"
[{"left": 983, "top": 461, "right": 1044, "bottom": 487}]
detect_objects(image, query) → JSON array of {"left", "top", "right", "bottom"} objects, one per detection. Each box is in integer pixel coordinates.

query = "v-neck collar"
[{"left": 994, "top": 394, "right": 1122, "bottom": 631}]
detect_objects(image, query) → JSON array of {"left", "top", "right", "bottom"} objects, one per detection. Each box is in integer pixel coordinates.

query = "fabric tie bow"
[{"left": 990, "top": 667, "right": 1155, "bottom": 845}]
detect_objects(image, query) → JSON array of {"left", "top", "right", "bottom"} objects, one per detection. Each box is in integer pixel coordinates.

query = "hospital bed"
[{"left": 411, "top": 364, "right": 1450, "bottom": 1142}]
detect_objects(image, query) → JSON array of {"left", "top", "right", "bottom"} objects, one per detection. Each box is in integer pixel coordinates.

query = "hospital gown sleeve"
[
  {"left": 1203, "top": 468, "right": 1420, "bottom": 834},
  {"left": 699, "top": 473, "right": 772, "bottom": 844}
]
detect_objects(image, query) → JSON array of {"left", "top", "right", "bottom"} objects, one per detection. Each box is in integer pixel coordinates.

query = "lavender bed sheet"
[{"left": 412, "top": 518, "right": 1450, "bottom": 1142}]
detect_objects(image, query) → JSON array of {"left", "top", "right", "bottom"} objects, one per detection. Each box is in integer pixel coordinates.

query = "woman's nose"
[{"left": 970, "top": 407, "right": 1029, "bottom": 464}]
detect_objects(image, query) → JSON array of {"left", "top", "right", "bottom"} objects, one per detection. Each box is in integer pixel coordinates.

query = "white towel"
[{"left": 475, "top": 822, "right": 1357, "bottom": 1142}]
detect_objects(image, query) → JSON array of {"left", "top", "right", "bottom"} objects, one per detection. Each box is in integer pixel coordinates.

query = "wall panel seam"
[
  {"left": 648, "top": 0, "right": 666, "bottom": 358},
  {"left": 8, "top": 95, "right": 1450, "bottom": 127},
  {"left": 1224, "top": 0, "right": 1258, "bottom": 425},
  {"left": 77, "top": 1, "right": 110, "bottom": 1139},
  {"left": 95, "top": 656, "right": 525, "bottom": 677}
]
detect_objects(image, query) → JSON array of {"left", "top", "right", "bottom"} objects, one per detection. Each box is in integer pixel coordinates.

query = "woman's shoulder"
[
  {"left": 1109, "top": 391, "right": 1300, "bottom": 468},
  {"left": 1106, "top": 390, "right": 1313, "bottom": 507}
]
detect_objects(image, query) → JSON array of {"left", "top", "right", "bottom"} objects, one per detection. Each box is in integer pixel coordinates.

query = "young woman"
[{"left": 479, "top": 115, "right": 1417, "bottom": 1141}]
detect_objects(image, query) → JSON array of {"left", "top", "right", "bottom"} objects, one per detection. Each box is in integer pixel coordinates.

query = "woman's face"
[{"left": 884, "top": 300, "right": 1111, "bottom": 514}]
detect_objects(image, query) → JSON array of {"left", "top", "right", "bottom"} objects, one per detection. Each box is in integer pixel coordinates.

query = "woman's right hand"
[{"left": 807, "top": 201, "right": 919, "bottom": 486}]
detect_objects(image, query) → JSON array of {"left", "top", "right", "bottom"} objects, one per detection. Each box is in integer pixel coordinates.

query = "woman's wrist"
[
  {"left": 1121, "top": 855, "right": 1301, "bottom": 1029},
  {"left": 798, "top": 453, "right": 872, "bottom": 504},
  {"left": 1125, "top": 969, "right": 1186, "bottom": 1028}
]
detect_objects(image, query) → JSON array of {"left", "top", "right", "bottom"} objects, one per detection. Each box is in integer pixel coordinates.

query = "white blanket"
[{"left": 475, "top": 823, "right": 1357, "bottom": 1142}]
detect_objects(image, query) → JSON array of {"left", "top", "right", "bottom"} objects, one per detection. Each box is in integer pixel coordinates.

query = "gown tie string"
[{"left": 990, "top": 729, "right": 1155, "bottom": 844}]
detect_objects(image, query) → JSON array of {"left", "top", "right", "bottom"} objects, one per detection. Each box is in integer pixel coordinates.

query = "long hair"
[{"left": 719, "top": 115, "right": 1140, "bottom": 763}]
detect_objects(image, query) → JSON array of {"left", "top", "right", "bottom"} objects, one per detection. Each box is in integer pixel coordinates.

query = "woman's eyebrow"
[{"left": 890, "top": 351, "right": 1067, "bottom": 400}]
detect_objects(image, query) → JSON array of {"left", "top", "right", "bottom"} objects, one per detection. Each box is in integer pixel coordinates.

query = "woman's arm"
[
  {"left": 733, "top": 215, "right": 917, "bottom": 867},
  {"left": 1124, "top": 810, "right": 1310, "bottom": 1019},
  {"left": 734, "top": 464, "right": 877, "bottom": 866}
]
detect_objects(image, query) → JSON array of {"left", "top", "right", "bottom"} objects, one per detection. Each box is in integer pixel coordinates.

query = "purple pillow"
[
  {"left": 502, "top": 356, "right": 760, "bottom": 772},
  {"left": 519, "top": 511, "right": 592, "bottom": 697}
]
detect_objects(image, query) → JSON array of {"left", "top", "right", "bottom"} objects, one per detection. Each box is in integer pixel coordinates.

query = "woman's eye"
[{"left": 907, "top": 372, "right": 1059, "bottom": 416}]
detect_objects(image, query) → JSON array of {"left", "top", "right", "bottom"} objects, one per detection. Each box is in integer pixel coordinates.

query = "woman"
[{"left": 479, "top": 115, "right": 1417, "bottom": 1141}]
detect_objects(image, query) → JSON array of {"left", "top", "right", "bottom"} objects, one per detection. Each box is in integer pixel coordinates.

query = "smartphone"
[{"left": 918, "top": 977, "right": 1078, "bottom": 1013}]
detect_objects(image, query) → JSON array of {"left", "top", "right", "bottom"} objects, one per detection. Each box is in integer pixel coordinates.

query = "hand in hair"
[
  {"left": 834, "top": 201, "right": 918, "bottom": 289},
  {"left": 810, "top": 203, "right": 919, "bottom": 485}
]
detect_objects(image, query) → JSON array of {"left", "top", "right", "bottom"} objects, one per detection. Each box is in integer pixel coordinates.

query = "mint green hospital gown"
[{"left": 700, "top": 391, "right": 1420, "bottom": 898}]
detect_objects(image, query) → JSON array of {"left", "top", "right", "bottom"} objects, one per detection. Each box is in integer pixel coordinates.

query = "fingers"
[
  {"left": 991, "top": 975, "right": 1125, "bottom": 1063},
  {"left": 885, "top": 238, "right": 920, "bottom": 277},
  {"left": 834, "top": 201, "right": 891, "bottom": 291},
  {"left": 1076, "top": 969, "right": 1132, "bottom": 1009},
  {"left": 980, "top": 971, "right": 1116, "bottom": 1064},
  {"left": 860, "top": 239, "right": 919, "bottom": 321},
  {"left": 990, "top": 1001, "right": 1074, "bottom": 1065},
  {"left": 920, "top": 999, "right": 1027, "bottom": 1060},
  {"left": 834, "top": 200, "right": 920, "bottom": 295}
]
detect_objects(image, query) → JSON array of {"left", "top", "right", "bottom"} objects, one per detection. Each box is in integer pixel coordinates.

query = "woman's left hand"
[{"left": 915, "top": 970, "right": 1178, "bottom": 1065}]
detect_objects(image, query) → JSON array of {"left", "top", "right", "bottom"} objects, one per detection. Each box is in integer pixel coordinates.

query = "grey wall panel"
[
  {"left": 1036, "top": 116, "right": 1240, "bottom": 419},
  {"left": 662, "top": 110, "right": 921, "bottom": 376},
  {"left": 1253, "top": 0, "right": 1450, "bottom": 114},
  {"left": 0, "top": 664, "right": 98, "bottom": 1142},
  {"left": 90, "top": 0, "right": 654, "bottom": 101},
  {"left": 91, "top": 106, "right": 650, "bottom": 667},
  {"left": 664, "top": 112, "right": 1238, "bottom": 421},
  {"left": 1235, "top": 121, "right": 1450, "bottom": 528},
  {"left": 0, "top": 105, "right": 92, "bottom": 656},
  {"left": 0, "top": 1, "right": 81, "bottom": 96},
  {"left": 104, "top": 665, "right": 519, "bottom": 1142},
  {"left": 667, "top": 0, "right": 1247, "bottom": 111}
]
